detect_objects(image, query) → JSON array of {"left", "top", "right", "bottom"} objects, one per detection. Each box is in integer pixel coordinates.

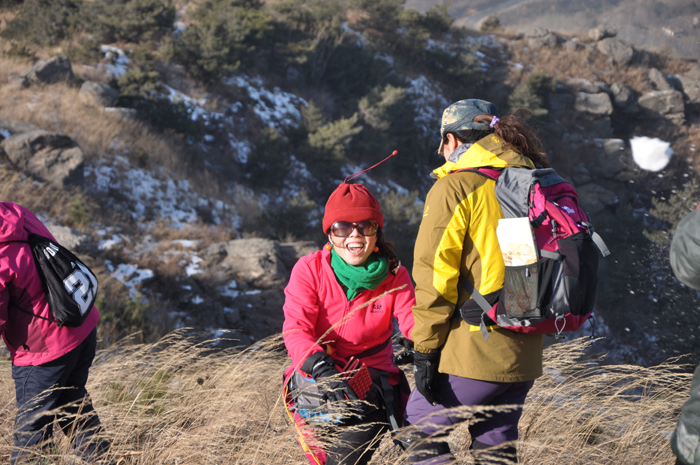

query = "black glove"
[
  {"left": 393, "top": 337, "right": 414, "bottom": 366},
  {"left": 413, "top": 351, "right": 442, "bottom": 406},
  {"left": 301, "top": 352, "right": 359, "bottom": 403}
]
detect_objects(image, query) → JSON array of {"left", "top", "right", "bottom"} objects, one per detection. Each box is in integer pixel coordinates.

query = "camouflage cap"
[{"left": 438, "top": 99, "right": 499, "bottom": 153}]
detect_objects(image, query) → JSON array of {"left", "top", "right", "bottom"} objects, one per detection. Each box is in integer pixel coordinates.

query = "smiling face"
[{"left": 329, "top": 223, "right": 378, "bottom": 266}]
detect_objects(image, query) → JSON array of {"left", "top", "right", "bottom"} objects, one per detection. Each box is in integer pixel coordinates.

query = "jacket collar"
[{"left": 432, "top": 134, "right": 535, "bottom": 180}]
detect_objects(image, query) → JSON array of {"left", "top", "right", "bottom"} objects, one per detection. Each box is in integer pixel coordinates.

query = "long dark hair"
[
  {"left": 445, "top": 111, "right": 550, "bottom": 168},
  {"left": 376, "top": 229, "right": 400, "bottom": 272}
]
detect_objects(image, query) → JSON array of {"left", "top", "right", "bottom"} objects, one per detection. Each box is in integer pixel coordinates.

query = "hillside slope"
[{"left": 0, "top": 0, "right": 698, "bottom": 369}]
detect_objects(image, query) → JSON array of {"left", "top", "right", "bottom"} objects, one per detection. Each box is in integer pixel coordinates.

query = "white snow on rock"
[
  {"left": 219, "top": 280, "right": 240, "bottom": 299},
  {"left": 224, "top": 75, "right": 306, "bottom": 130},
  {"left": 406, "top": 75, "right": 450, "bottom": 140},
  {"left": 86, "top": 157, "right": 237, "bottom": 227},
  {"left": 185, "top": 255, "right": 203, "bottom": 276},
  {"left": 98, "top": 234, "right": 124, "bottom": 251},
  {"left": 164, "top": 85, "right": 223, "bottom": 124},
  {"left": 99, "top": 45, "right": 130, "bottom": 79},
  {"left": 630, "top": 136, "right": 674, "bottom": 172},
  {"left": 111, "top": 263, "right": 154, "bottom": 299}
]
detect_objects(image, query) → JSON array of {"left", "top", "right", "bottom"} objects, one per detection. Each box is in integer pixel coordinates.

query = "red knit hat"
[{"left": 322, "top": 183, "right": 384, "bottom": 233}]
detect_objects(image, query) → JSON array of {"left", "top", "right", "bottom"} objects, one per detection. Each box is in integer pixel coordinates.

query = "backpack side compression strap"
[{"left": 458, "top": 276, "right": 493, "bottom": 341}]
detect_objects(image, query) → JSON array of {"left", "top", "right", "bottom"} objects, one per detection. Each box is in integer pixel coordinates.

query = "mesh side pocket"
[{"left": 500, "top": 258, "right": 556, "bottom": 319}]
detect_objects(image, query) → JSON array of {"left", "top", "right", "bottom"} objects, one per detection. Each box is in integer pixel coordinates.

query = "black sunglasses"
[{"left": 330, "top": 220, "right": 379, "bottom": 237}]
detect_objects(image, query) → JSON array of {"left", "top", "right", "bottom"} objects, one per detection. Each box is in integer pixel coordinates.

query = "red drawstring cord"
[{"left": 344, "top": 150, "right": 398, "bottom": 183}]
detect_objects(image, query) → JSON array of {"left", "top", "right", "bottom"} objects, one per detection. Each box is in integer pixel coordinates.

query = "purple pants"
[{"left": 404, "top": 373, "right": 533, "bottom": 446}]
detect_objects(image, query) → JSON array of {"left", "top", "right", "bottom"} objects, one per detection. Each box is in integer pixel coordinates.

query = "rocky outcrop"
[
  {"left": 563, "top": 39, "right": 586, "bottom": 52},
  {"left": 565, "top": 78, "right": 609, "bottom": 94},
  {"left": 1, "top": 130, "right": 85, "bottom": 187},
  {"left": 610, "top": 83, "right": 637, "bottom": 112},
  {"left": 596, "top": 38, "right": 634, "bottom": 66},
  {"left": 575, "top": 92, "right": 614, "bottom": 115},
  {"left": 79, "top": 81, "right": 119, "bottom": 107},
  {"left": 590, "top": 139, "right": 635, "bottom": 180},
  {"left": 19, "top": 56, "right": 74, "bottom": 85},
  {"left": 527, "top": 27, "right": 557, "bottom": 49},
  {"left": 648, "top": 68, "right": 673, "bottom": 91},
  {"left": 637, "top": 90, "right": 685, "bottom": 118},
  {"left": 677, "top": 75, "right": 700, "bottom": 104},
  {"left": 588, "top": 25, "right": 617, "bottom": 41},
  {"left": 0, "top": 119, "right": 41, "bottom": 138},
  {"left": 202, "top": 238, "right": 289, "bottom": 289}
]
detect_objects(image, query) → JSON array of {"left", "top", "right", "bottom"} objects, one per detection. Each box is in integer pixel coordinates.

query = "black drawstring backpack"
[{"left": 8, "top": 228, "right": 98, "bottom": 327}]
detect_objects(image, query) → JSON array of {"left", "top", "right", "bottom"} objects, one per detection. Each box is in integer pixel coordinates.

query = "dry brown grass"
[
  {"left": 0, "top": 81, "right": 188, "bottom": 172},
  {"left": 0, "top": 334, "right": 686, "bottom": 465}
]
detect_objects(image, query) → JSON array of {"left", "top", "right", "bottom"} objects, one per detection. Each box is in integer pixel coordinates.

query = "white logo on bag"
[
  {"left": 43, "top": 243, "right": 59, "bottom": 260},
  {"left": 63, "top": 262, "right": 98, "bottom": 315},
  {"left": 562, "top": 206, "right": 575, "bottom": 215}
]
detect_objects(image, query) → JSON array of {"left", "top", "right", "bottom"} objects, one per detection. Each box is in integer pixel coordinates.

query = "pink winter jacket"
[
  {"left": 283, "top": 249, "right": 415, "bottom": 377},
  {"left": 0, "top": 202, "right": 99, "bottom": 366}
]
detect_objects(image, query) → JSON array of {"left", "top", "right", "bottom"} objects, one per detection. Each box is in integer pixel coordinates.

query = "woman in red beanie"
[{"left": 282, "top": 182, "right": 416, "bottom": 465}]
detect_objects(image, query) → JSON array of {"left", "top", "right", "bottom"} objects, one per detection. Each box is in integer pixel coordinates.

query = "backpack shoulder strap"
[{"left": 452, "top": 167, "right": 502, "bottom": 181}]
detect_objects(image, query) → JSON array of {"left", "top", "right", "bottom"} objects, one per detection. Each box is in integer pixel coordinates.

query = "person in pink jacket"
[
  {"left": 283, "top": 181, "right": 415, "bottom": 465},
  {"left": 0, "top": 202, "right": 107, "bottom": 464}
]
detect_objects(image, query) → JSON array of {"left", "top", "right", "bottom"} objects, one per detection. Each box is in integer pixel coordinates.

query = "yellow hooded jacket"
[{"left": 412, "top": 135, "right": 543, "bottom": 382}]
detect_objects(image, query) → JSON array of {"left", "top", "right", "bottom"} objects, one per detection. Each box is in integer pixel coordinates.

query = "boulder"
[
  {"left": 79, "top": 81, "right": 119, "bottom": 107},
  {"left": 104, "top": 107, "right": 139, "bottom": 122},
  {"left": 1, "top": 130, "right": 84, "bottom": 187},
  {"left": 677, "top": 75, "right": 700, "bottom": 104},
  {"left": 575, "top": 92, "right": 614, "bottom": 115},
  {"left": 592, "top": 139, "right": 628, "bottom": 179},
  {"left": 648, "top": 68, "right": 673, "bottom": 91},
  {"left": 19, "top": 56, "right": 74, "bottom": 85},
  {"left": 610, "top": 83, "right": 634, "bottom": 108},
  {"left": 278, "top": 241, "right": 318, "bottom": 273},
  {"left": 565, "top": 78, "right": 610, "bottom": 94},
  {"left": 563, "top": 39, "right": 585, "bottom": 51},
  {"left": 202, "top": 238, "right": 288, "bottom": 289},
  {"left": 0, "top": 119, "right": 41, "bottom": 138},
  {"left": 577, "top": 183, "right": 618, "bottom": 214},
  {"left": 596, "top": 38, "right": 634, "bottom": 66},
  {"left": 588, "top": 25, "right": 617, "bottom": 41},
  {"left": 46, "top": 225, "right": 88, "bottom": 250},
  {"left": 527, "top": 28, "right": 557, "bottom": 49},
  {"left": 637, "top": 90, "right": 685, "bottom": 115}
]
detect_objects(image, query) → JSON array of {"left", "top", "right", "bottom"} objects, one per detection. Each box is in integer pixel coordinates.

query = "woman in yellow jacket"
[{"left": 405, "top": 100, "right": 550, "bottom": 465}]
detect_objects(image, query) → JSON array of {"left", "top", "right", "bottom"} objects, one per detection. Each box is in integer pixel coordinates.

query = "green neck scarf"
[{"left": 330, "top": 249, "right": 389, "bottom": 301}]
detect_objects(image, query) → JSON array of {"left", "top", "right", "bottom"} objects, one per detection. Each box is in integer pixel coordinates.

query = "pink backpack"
[{"left": 457, "top": 167, "right": 610, "bottom": 340}]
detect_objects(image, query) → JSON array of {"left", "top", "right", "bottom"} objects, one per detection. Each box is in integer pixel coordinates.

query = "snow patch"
[
  {"left": 224, "top": 75, "right": 306, "bottom": 130},
  {"left": 185, "top": 255, "right": 203, "bottom": 277},
  {"left": 85, "top": 157, "right": 237, "bottom": 227},
  {"left": 164, "top": 85, "right": 223, "bottom": 124},
  {"left": 406, "top": 75, "right": 450, "bottom": 141},
  {"left": 111, "top": 263, "right": 154, "bottom": 299},
  {"left": 630, "top": 136, "right": 673, "bottom": 171},
  {"left": 99, "top": 45, "right": 130, "bottom": 79}
]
